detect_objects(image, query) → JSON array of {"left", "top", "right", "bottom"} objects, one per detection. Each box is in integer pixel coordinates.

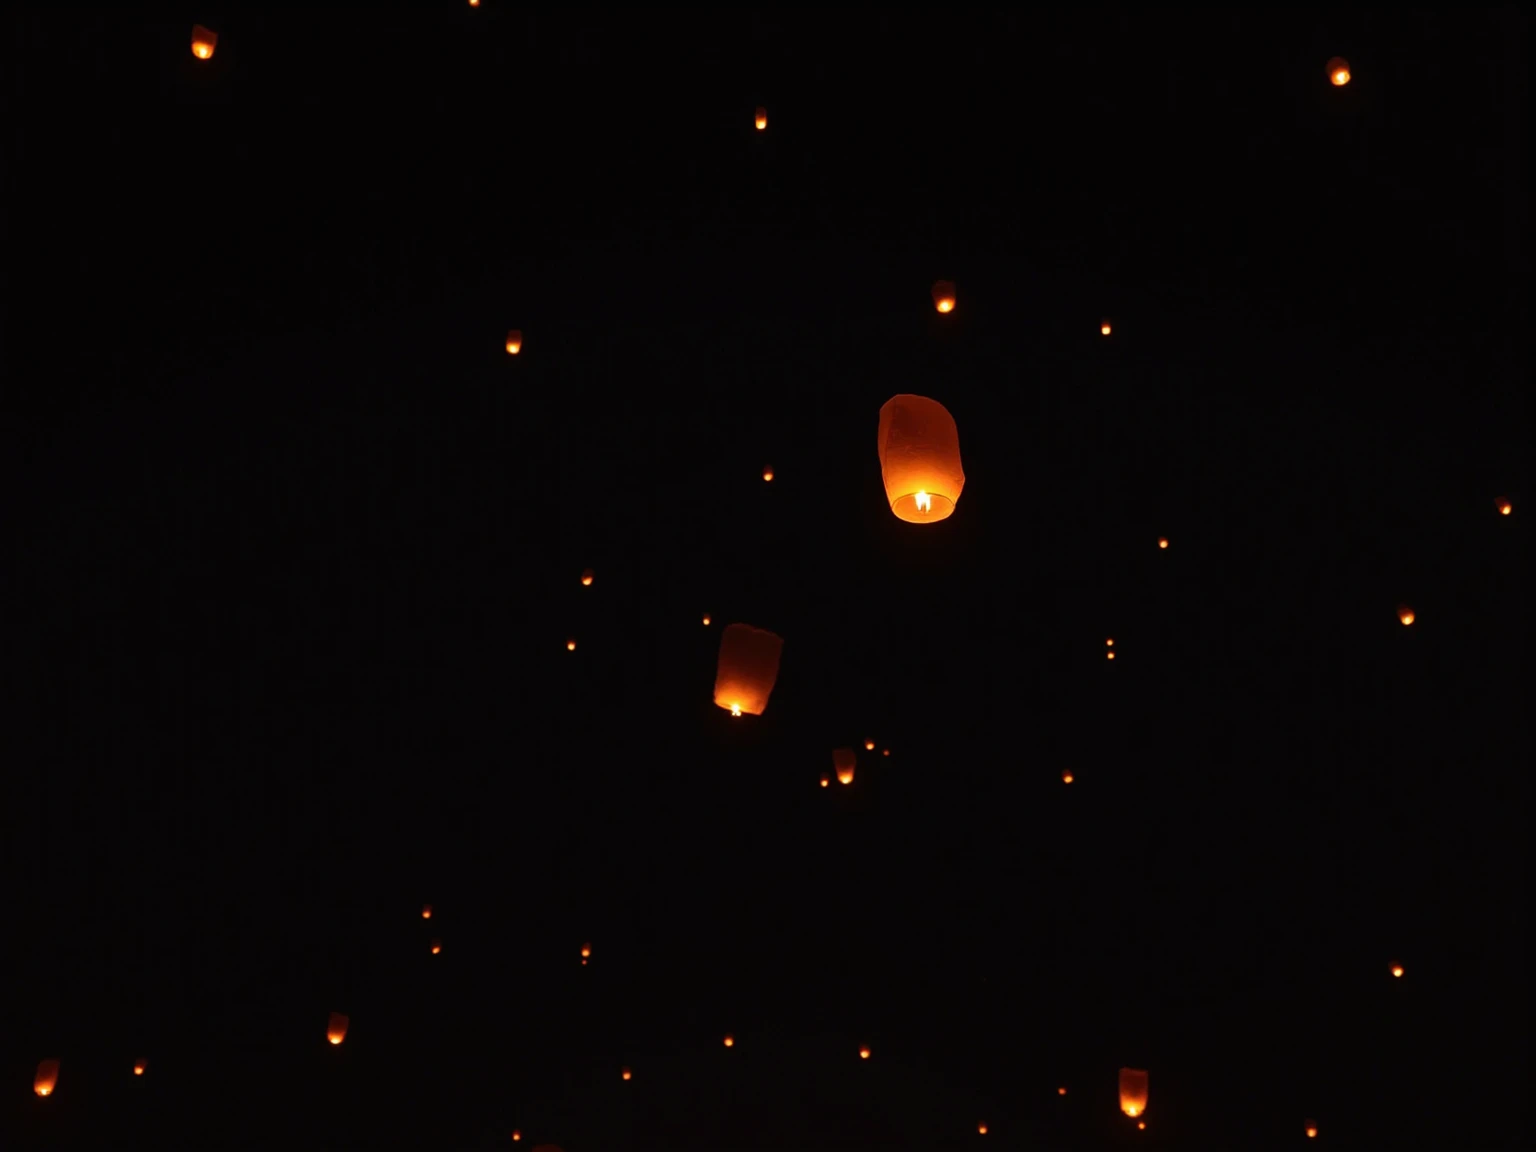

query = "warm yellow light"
[
  {"left": 1119, "top": 1067, "right": 1149, "bottom": 1119},
  {"left": 430, "top": 940, "right": 441, "bottom": 954},
  {"left": 1158, "top": 537, "right": 1168, "bottom": 549},
  {"left": 865, "top": 739, "right": 875, "bottom": 750},
  {"left": 567, "top": 639, "right": 577, "bottom": 651},
  {"left": 702, "top": 614, "right": 712, "bottom": 626},
  {"left": 581, "top": 569, "right": 594, "bottom": 586},
  {"left": 1101, "top": 320, "right": 1112, "bottom": 336},
  {"left": 1057, "top": 1086, "right": 1067, "bottom": 1096},
  {"left": 723, "top": 1034, "right": 735, "bottom": 1047},
  {"left": 622, "top": 1067, "right": 632, "bottom": 1080},
  {"left": 1391, "top": 963, "right": 1404, "bottom": 978},
  {"left": 1398, "top": 607, "right": 1415, "bottom": 626},
  {"left": 754, "top": 107, "right": 768, "bottom": 130},
  {"left": 1306, "top": 1123, "right": 1318, "bottom": 1138},
  {"left": 1062, "top": 770, "right": 1074, "bottom": 784},
  {"left": 1496, "top": 499, "right": 1511, "bottom": 515},
  {"left": 1106, "top": 638, "right": 1114, "bottom": 646},
  {"left": 581, "top": 943, "right": 592, "bottom": 958},
  {"left": 915, "top": 490, "right": 931, "bottom": 514},
  {"left": 327, "top": 1013, "right": 349, "bottom": 1046},
  {"left": 931, "top": 281, "right": 957, "bottom": 313},
  {"left": 422, "top": 904, "right": 432, "bottom": 919},
  {"left": 820, "top": 775, "right": 829, "bottom": 787},
  {"left": 469, "top": 0, "right": 481, "bottom": 6},
  {"left": 859, "top": 1046, "right": 871, "bottom": 1059},
  {"left": 1107, "top": 651, "right": 1115, "bottom": 660},
  {"left": 512, "top": 1131, "right": 521, "bottom": 1142},
  {"left": 1137, "top": 1121, "right": 1146, "bottom": 1130},
  {"left": 1125, "top": 1106, "right": 1141, "bottom": 1118},
  {"left": 882, "top": 748, "right": 890, "bottom": 756},
  {"left": 191, "top": 26, "right": 217, "bottom": 60},
  {"left": 763, "top": 466, "right": 774, "bottom": 481},
  {"left": 505, "top": 329, "right": 522, "bottom": 355},
  {"left": 731, "top": 703, "right": 742, "bottom": 717},
  {"left": 133, "top": 1062, "right": 145, "bottom": 1076}
]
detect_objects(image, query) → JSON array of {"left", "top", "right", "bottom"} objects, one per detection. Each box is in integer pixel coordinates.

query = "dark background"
[{"left": 3, "top": 6, "right": 1527, "bottom": 1149}]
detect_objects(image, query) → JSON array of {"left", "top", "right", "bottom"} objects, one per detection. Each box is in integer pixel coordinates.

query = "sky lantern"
[
  {"left": 430, "top": 939, "right": 442, "bottom": 954},
  {"left": 1119, "top": 1068, "right": 1149, "bottom": 1118},
  {"left": 1391, "top": 962, "right": 1404, "bottom": 978},
  {"left": 1306, "top": 1122, "right": 1318, "bottom": 1138},
  {"left": 881, "top": 748, "right": 890, "bottom": 757},
  {"left": 1496, "top": 498, "right": 1511, "bottom": 515},
  {"left": 327, "top": 1013, "right": 349, "bottom": 1046},
  {"left": 723, "top": 1034, "right": 735, "bottom": 1047},
  {"left": 977, "top": 1122, "right": 988, "bottom": 1134},
  {"left": 931, "top": 280, "right": 956, "bottom": 313},
  {"left": 580, "top": 568, "right": 594, "bottom": 586},
  {"left": 566, "top": 638, "right": 577, "bottom": 651},
  {"left": 1101, "top": 318, "right": 1112, "bottom": 336},
  {"left": 858, "top": 1045, "right": 871, "bottom": 1059},
  {"left": 1327, "top": 56, "right": 1351, "bottom": 86},
  {"left": 1062, "top": 769, "right": 1074, "bottom": 784},
  {"left": 1397, "top": 605, "right": 1415, "bottom": 626},
  {"left": 702, "top": 614, "right": 711, "bottom": 626},
  {"left": 819, "top": 774, "right": 830, "bottom": 787},
  {"left": 422, "top": 904, "right": 432, "bottom": 919},
  {"left": 34, "top": 1059, "right": 60, "bottom": 1097},
  {"left": 581, "top": 942, "right": 592, "bottom": 960},
  {"left": 190, "top": 25, "right": 217, "bottom": 60},
  {"left": 506, "top": 329, "right": 523, "bottom": 355},
  {"left": 762, "top": 465, "right": 774, "bottom": 482},
  {"left": 1158, "top": 537, "right": 1168, "bottom": 549},
  {"left": 511, "top": 1132, "right": 521, "bottom": 1142},
  {"left": 877, "top": 394, "right": 965, "bottom": 524},
  {"left": 134, "top": 1059, "right": 146, "bottom": 1076},
  {"left": 713, "top": 623, "right": 784, "bottom": 717},
  {"left": 864, "top": 738, "right": 875, "bottom": 750},
  {"left": 755, "top": 106, "right": 768, "bottom": 130},
  {"left": 1057, "top": 1086, "right": 1068, "bottom": 1096},
  {"left": 621, "top": 1067, "right": 632, "bottom": 1080},
  {"left": 833, "top": 748, "right": 856, "bottom": 785}
]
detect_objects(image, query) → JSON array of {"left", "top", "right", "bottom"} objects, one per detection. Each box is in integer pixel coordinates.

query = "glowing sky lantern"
[
  {"left": 34, "top": 1059, "right": 60, "bottom": 1097},
  {"left": 190, "top": 25, "right": 217, "bottom": 60},
  {"left": 1327, "top": 56, "right": 1351, "bottom": 86},
  {"left": 723, "top": 1034, "right": 735, "bottom": 1047},
  {"left": 762, "top": 465, "right": 774, "bottom": 482},
  {"left": 1101, "top": 318, "right": 1112, "bottom": 336},
  {"left": 422, "top": 904, "right": 432, "bottom": 919},
  {"left": 713, "top": 623, "right": 784, "bottom": 717},
  {"left": 1158, "top": 537, "right": 1168, "bottom": 549},
  {"left": 430, "top": 939, "right": 442, "bottom": 954},
  {"left": 877, "top": 394, "right": 965, "bottom": 524},
  {"left": 931, "top": 280, "right": 956, "bottom": 313},
  {"left": 506, "top": 329, "right": 523, "bottom": 355},
  {"left": 133, "top": 1059, "right": 146, "bottom": 1076},
  {"left": 1398, "top": 606, "right": 1415, "bottom": 626},
  {"left": 833, "top": 748, "right": 856, "bottom": 785},
  {"left": 1119, "top": 1067, "right": 1149, "bottom": 1118},
  {"left": 327, "top": 1012, "right": 349, "bottom": 1046},
  {"left": 1496, "top": 498, "right": 1512, "bottom": 515},
  {"left": 1306, "top": 1121, "right": 1319, "bottom": 1138},
  {"left": 858, "top": 1045, "right": 871, "bottom": 1059},
  {"left": 621, "top": 1067, "right": 632, "bottom": 1080},
  {"left": 754, "top": 106, "right": 768, "bottom": 130}
]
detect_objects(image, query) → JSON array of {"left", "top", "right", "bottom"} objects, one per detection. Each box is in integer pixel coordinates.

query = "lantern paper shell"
[
  {"left": 833, "top": 748, "right": 856, "bottom": 785},
  {"left": 327, "top": 1012, "right": 350, "bottom": 1045},
  {"left": 191, "top": 25, "right": 218, "bottom": 60},
  {"left": 34, "top": 1058, "right": 60, "bottom": 1097},
  {"left": 713, "top": 623, "right": 784, "bottom": 716},
  {"left": 754, "top": 107, "right": 768, "bottom": 130},
  {"left": 1119, "top": 1067, "right": 1149, "bottom": 1118},
  {"left": 877, "top": 394, "right": 966, "bottom": 524}
]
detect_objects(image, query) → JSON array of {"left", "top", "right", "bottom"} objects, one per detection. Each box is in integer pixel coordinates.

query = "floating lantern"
[
  {"left": 621, "top": 1067, "right": 632, "bottom": 1081},
  {"left": 978, "top": 1122, "right": 988, "bottom": 1134},
  {"left": 1158, "top": 537, "right": 1168, "bottom": 549},
  {"left": 327, "top": 1013, "right": 349, "bottom": 1046},
  {"left": 581, "top": 942, "right": 592, "bottom": 959},
  {"left": 1137, "top": 1121, "right": 1146, "bottom": 1130},
  {"left": 1057, "top": 1086, "right": 1068, "bottom": 1096},
  {"left": 833, "top": 748, "right": 856, "bottom": 785},
  {"left": 191, "top": 25, "right": 217, "bottom": 60},
  {"left": 858, "top": 1046, "right": 871, "bottom": 1059},
  {"left": 1398, "top": 606, "right": 1415, "bottom": 626},
  {"left": 511, "top": 1132, "right": 521, "bottom": 1142},
  {"left": 931, "top": 281, "right": 956, "bottom": 313},
  {"left": 430, "top": 939, "right": 442, "bottom": 955},
  {"left": 1327, "top": 57, "right": 1351, "bottom": 86},
  {"left": 713, "top": 623, "right": 784, "bottom": 717},
  {"left": 723, "top": 1034, "right": 735, "bottom": 1047},
  {"left": 1119, "top": 1068, "right": 1149, "bottom": 1118},
  {"left": 1062, "top": 769, "right": 1074, "bottom": 784},
  {"left": 580, "top": 569, "right": 594, "bottom": 586},
  {"left": 469, "top": 0, "right": 481, "bottom": 6},
  {"left": 702, "top": 614, "right": 712, "bottom": 626},
  {"left": 506, "top": 330, "right": 523, "bottom": 355},
  {"left": 877, "top": 394, "right": 965, "bottom": 524},
  {"left": 566, "top": 638, "right": 577, "bottom": 651},
  {"left": 881, "top": 748, "right": 890, "bottom": 757},
  {"left": 422, "top": 904, "right": 432, "bottom": 919},
  {"left": 35, "top": 1059, "right": 60, "bottom": 1097},
  {"left": 133, "top": 1060, "right": 146, "bottom": 1076},
  {"left": 864, "top": 738, "right": 875, "bottom": 750},
  {"left": 1101, "top": 319, "right": 1112, "bottom": 336},
  {"left": 1391, "top": 962, "right": 1404, "bottom": 978},
  {"left": 819, "top": 775, "right": 830, "bottom": 787},
  {"left": 755, "top": 107, "right": 768, "bottom": 130},
  {"left": 1496, "top": 498, "right": 1512, "bottom": 515},
  {"left": 1305, "top": 1122, "right": 1318, "bottom": 1138},
  {"left": 762, "top": 466, "right": 774, "bottom": 482}
]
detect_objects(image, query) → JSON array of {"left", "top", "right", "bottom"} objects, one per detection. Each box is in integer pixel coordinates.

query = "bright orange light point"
[
  {"left": 422, "top": 905, "right": 432, "bottom": 919},
  {"left": 763, "top": 467, "right": 774, "bottom": 481},
  {"left": 702, "top": 614, "right": 711, "bottom": 625},
  {"left": 1398, "top": 608, "right": 1415, "bottom": 626},
  {"left": 859, "top": 1046, "right": 871, "bottom": 1059},
  {"left": 1101, "top": 321, "right": 1112, "bottom": 336},
  {"left": 978, "top": 1123, "right": 988, "bottom": 1134},
  {"left": 133, "top": 1062, "right": 145, "bottom": 1076},
  {"left": 820, "top": 775, "right": 829, "bottom": 787},
  {"left": 1391, "top": 963, "right": 1404, "bottom": 977},
  {"left": 754, "top": 108, "right": 768, "bottom": 130},
  {"left": 430, "top": 940, "right": 441, "bottom": 954},
  {"left": 581, "top": 943, "right": 591, "bottom": 958},
  {"left": 1306, "top": 1124, "right": 1318, "bottom": 1138},
  {"left": 512, "top": 1131, "right": 521, "bottom": 1142},
  {"left": 1497, "top": 499, "right": 1511, "bottom": 515},
  {"left": 581, "top": 569, "right": 594, "bottom": 586},
  {"left": 622, "top": 1067, "right": 632, "bottom": 1080},
  {"left": 723, "top": 1034, "right": 734, "bottom": 1047},
  {"left": 1332, "top": 68, "right": 1350, "bottom": 86},
  {"left": 1057, "top": 1086, "right": 1067, "bottom": 1096},
  {"left": 1107, "top": 651, "right": 1115, "bottom": 660},
  {"left": 1062, "top": 770, "right": 1074, "bottom": 784},
  {"left": 1158, "top": 537, "right": 1168, "bottom": 549},
  {"left": 567, "top": 639, "right": 577, "bottom": 651},
  {"left": 1137, "top": 1121, "right": 1146, "bottom": 1130},
  {"left": 865, "top": 739, "right": 875, "bottom": 750}
]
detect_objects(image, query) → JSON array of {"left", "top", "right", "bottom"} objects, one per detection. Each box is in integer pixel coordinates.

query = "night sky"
[{"left": 5, "top": 7, "right": 1527, "bottom": 1149}]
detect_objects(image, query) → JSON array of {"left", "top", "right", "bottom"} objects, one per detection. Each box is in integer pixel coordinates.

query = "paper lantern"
[
  {"left": 566, "top": 638, "right": 577, "bottom": 651},
  {"left": 621, "top": 1067, "right": 632, "bottom": 1080},
  {"left": 723, "top": 1034, "right": 735, "bottom": 1047},
  {"left": 1327, "top": 57, "right": 1351, "bottom": 86},
  {"left": 713, "top": 623, "right": 784, "bottom": 716},
  {"left": 819, "top": 775, "right": 829, "bottom": 787},
  {"left": 133, "top": 1060, "right": 146, "bottom": 1076},
  {"left": 1057, "top": 1086, "right": 1068, "bottom": 1096},
  {"left": 1157, "top": 537, "right": 1168, "bottom": 549},
  {"left": 1391, "top": 962, "right": 1404, "bottom": 978},
  {"left": 833, "top": 748, "right": 856, "bottom": 785},
  {"left": 754, "top": 107, "right": 768, "bottom": 130},
  {"left": 1101, "top": 319, "right": 1112, "bottom": 336},
  {"left": 506, "top": 330, "right": 523, "bottom": 355},
  {"left": 430, "top": 939, "right": 442, "bottom": 954},
  {"left": 1306, "top": 1122, "right": 1318, "bottom": 1138},
  {"left": 1398, "top": 606, "right": 1415, "bottom": 626},
  {"left": 864, "top": 738, "right": 875, "bottom": 750},
  {"left": 1062, "top": 769, "right": 1074, "bottom": 784},
  {"left": 877, "top": 394, "right": 965, "bottom": 523},
  {"left": 469, "top": 0, "right": 481, "bottom": 6},
  {"left": 511, "top": 1132, "right": 521, "bottom": 1142},
  {"left": 858, "top": 1045, "right": 871, "bottom": 1059},
  {"left": 931, "top": 280, "right": 956, "bottom": 313},
  {"left": 422, "top": 904, "right": 432, "bottom": 919},
  {"left": 1496, "top": 498, "right": 1512, "bottom": 515},
  {"left": 977, "top": 1122, "right": 988, "bottom": 1134},
  {"left": 762, "top": 465, "right": 774, "bottom": 482},
  {"left": 581, "top": 942, "right": 592, "bottom": 959},
  {"left": 191, "top": 25, "right": 217, "bottom": 60},
  {"left": 702, "top": 614, "right": 711, "bottom": 626},
  {"left": 327, "top": 1012, "right": 349, "bottom": 1046},
  {"left": 580, "top": 569, "right": 594, "bottom": 586},
  {"left": 1119, "top": 1068, "right": 1149, "bottom": 1118},
  {"left": 34, "top": 1059, "right": 60, "bottom": 1097}
]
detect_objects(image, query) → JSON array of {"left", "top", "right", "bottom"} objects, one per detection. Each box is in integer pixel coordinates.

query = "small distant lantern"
[
  {"left": 1062, "top": 769, "right": 1074, "bottom": 784},
  {"left": 1119, "top": 1068, "right": 1149, "bottom": 1118},
  {"left": 754, "top": 107, "right": 768, "bottom": 130},
  {"left": 566, "top": 638, "right": 577, "bottom": 651},
  {"left": 1327, "top": 57, "right": 1351, "bottom": 86},
  {"left": 190, "top": 25, "right": 218, "bottom": 60},
  {"left": 762, "top": 466, "right": 774, "bottom": 482},
  {"left": 1157, "top": 537, "right": 1168, "bottom": 549},
  {"left": 978, "top": 1122, "right": 988, "bottom": 1134},
  {"left": 34, "top": 1059, "right": 60, "bottom": 1097},
  {"left": 1398, "top": 606, "right": 1415, "bottom": 626},
  {"left": 702, "top": 614, "right": 712, "bottom": 626},
  {"left": 1391, "top": 962, "right": 1404, "bottom": 978},
  {"left": 430, "top": 939, "right": 442, "bottom": 955},
  {"left": 833, "top": 748, "right": 856, "bottom": 785},
  {"left": 819, "top": 774, "right": 830, "bottom": 787},
  {"left": 864, "top": 738, "right": 875, "bottom": 750},
  {"left": 621, "top": 1067, "right": 632, "bottom": 1081},
  {"left": 512, "top": 1132, "right": 521, "bottom": 1142},
  {"left": 469, "top": 0, "right": 481, "bottom": 6},
  {"left": 327, "top": 1013, "right": 349, "bottom": 1045},
  {"left": 580, "top": 568, "right": 594, "bottom": 586},
  {"left": 877, "top": 394, "right": 966, "bottom": 523},
  {"left": 1305, "top": 1122, "right": 1318, "bottom": 1138},
  {"left": 1057, "top": 1086, "right": 1068, "bottom": 1096},
  {"left": 581, "top": 942, "right": 592, "bottom": 959},
  {"left": 422, "top": 904, "right": 432, "bottom": 919},
  {"left": 1496, "top": 498, "right": 1512, "bottom": 515},
  {"left": 1101, "top": 319, "right": 1112, "bottom": 336},
  {"left": 881, "top": 748, "right": 890, "bottom": 757},
  {"left": 506, "top": 330, "right": 523, "bottom": 355},
  {"left": 1137, "top": 1121, "right": 1146, "bottom": 1130},
  {"left": 858, "top": 1046, "right": 871, "bottom": 1059},
  {"left": 713, "top": 623, "right": 784, "bottom": 717},
  {"left": 133, "top": 1060, "right": 146, "bottom": 1076},
  {"left": 931, "top": 280, "right": 956, "bottom": 313},
  {"left": 723, "top": 1034, "right": 735, "bottom": 1047}
]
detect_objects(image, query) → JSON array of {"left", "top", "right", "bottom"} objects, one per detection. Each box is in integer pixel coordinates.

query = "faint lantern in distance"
[
  {"left": 191, "top": 25, "right": 217, "bottom": 60},
  {"left": 931, "top": 281, "right": 956, "bottom": 313},
  {"left": 1119, "top": 1067, "right": 1149, "bottom": 1118},
  {"left": 35, "top": 1059, "right": 60, "bottom": 1096},
  {"left": 1327, "top": 57, "right": 1351, "bottom": 86},
  {"left": 755, "top": 107, "right": 768, "bottom": 130},
  {"left": 327, "top": 1013, "right": 349, "bottom": 1046},
  {"left": 833, "top": 748, "right": 856, "bottom": 785}
]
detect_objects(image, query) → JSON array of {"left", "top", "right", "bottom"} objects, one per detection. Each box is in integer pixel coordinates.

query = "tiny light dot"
[
  {"left": 702, "top": 614, "right": 711, "bottom": 626},
  {"left": 580, "top": 569, "right": 594, "bottom": 586},
  {"left": 1106, "top": 638, "right": 1114, "bottom": 647},
  {"left": 133, "top": 1062, "right": 145, "bottom": 1076},
  {"left": 882, "top": 748, "right": 890, "bottom": 757},
  {"left": 1057, "top": 1086, "right": 1067, "bottom": 1096},
  {"left": 430, "top": 940, "right": 441, "bottom": 955},
  {"left": 422, "top": 905, "right": 432, "bottom": 919},
  {"left": 1107, "top": 651, "right": 1116, "bottom": 660},
  {"left": 1137, "top": 1121, "right": 1146, "bottom": 1130},
  {"left": 581, "top": 943, "right": 591, "bottom": 958},
  {"left": 819, "top": 775, "right": 829, "bottom": 787},
  {"left": 622, "top": 1067, "right": 632, "bottom": 1080},
  {"left": 859, "top": 1046, "right": 871, "bottom": 1059},
  {"left": 1306, "top": 1124, "right": 1318, "bottom": 1138},
  {"left": 865, "top": 739, "right": 875, "bottom": 750},
  {"left": 1497, "top": 498, "right": 1512, "bottom": 515},
  {"left": 512, "top": 1131, "right": 521, "bottom": 1142},
  {"left": 1398, "top": 607, "right": 1415, "bottom": 626}
]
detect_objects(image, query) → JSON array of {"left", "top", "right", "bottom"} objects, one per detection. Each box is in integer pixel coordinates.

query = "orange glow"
[
  {"left": 1158, "top": 537, "right": 1168, "bottom": 549},
  {"left": 865, "top": 739, "right": 875, "bottom": 750},
  {"left": 327, "top": 1012, "right": 349, "bottom": 1046},
  {"left": 580, "top": 569, "right": 594, "bottom": 586},
  {"left": 512, "top": 1132, "right": 521, "bottom": 1142},
  {"left": 1328, "top": 57, "right": 1351, "bottom": 86},
  {"left": 1106, "top": 638, "right": 1113, "bottom": 646},
  {"left": 1057, "top": 1086, "right": 1067, "bottom": 1096},
  {"left": 1306, "top": 1123, "right": 1318, "bottom": 1138},
  {"left": 1062, "top": 770, "right": 1074, "bottom": 784},
  {"left": 723, "top": 1034, "right": 735, "bottom": 1047},
  {"left": 1119, "top": 1067, "right": 1149, "bottom": 1118},
  {"left": 878, "top": 394, "right": 965, "bottom": 523},
  {"left": 1398, "top": 606, "right": 1415, "bottom": 626},
  {"left": 581, "top": 942, "right": 591, "bottom": 958},
  {"left": 34, "top": 1059, "right": 60, "bottom": 1097},
  {"left": 762, "top": 466, "right": 774, "bottom": 482},
  {"left": 621, "top": 1067, "right": 632, "bottom": 1080},
  {"left": 931, "top": 281, "right": 956, "bottom": 313},
  {"left": 133, "top": 1060, "right": 146, "bottom": 1076},
  {"left": 430, "top": 939, "right": 442, "bottom": 954},
  {"left": 755, "top": 107, "right": 768, "bottom": 130},
  {"left": 1496, "top": 498, "right": 1512, "bottom": 515},
  {"left": 1101, "top": 319, "right": 1112, "bottom": 336},
  {"left": 713, "top": 623, "right": 784, "bottom": 716},
  {"left": 859, "top": 1046, "right": 871, "bottom": 1059},
  {"left": 191, "top": 25, "right": 217, "bottom": 60},
  {"left": 506, "top": 329, "right": 523, "bottom": 355},
  {"left": 882, "top": 748, "right": 890, "bottom": 757},
  {"left": 820, "top": 774, "right": 830, "bottom": 787},
  {"left": 469, "top": 0, "right": 481, "bottom": 5},
  {"left": 1137, "top": 1121, "right": 1146, "bottom": 1130},
  {"left": 977, "top": 1123, "right": 988, "bottom": 1134},
  {"left": 566, "top": 638, "right": 577, "bottom": 651},
  {"left": 702, "top": 614, "right": 712, "bottom": 626},
  {"left": 1107, "top": 651, "right": 1115, "bottom": 660},
  {"left": 1391, "top": 963, "right": 1404, "bottom": 978},
  {"left": 422, "top": 904, "right": 432, "bottom": 919},
  {"left": 834, "top": 748, "right": 856, "bottom": 785}
]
